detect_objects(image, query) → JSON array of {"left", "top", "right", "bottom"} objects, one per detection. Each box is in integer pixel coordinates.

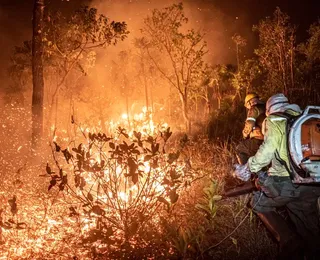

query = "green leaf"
[
  {"left": 212, "top": 195, "right": 222, "bottom": 201},
  {"left": 231, "top": 237, "right": 238, "bottom": 246},
  {"left": 195, "top": 203, "right": 209, "bottom": 212}
]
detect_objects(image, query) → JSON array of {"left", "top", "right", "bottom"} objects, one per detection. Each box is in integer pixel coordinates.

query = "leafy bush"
[
  {"left": 45, "top": 125, "right": 197, "bottom": 257},
  {"left": 207, "top": 100, "right": 245, "bottom": 141}
]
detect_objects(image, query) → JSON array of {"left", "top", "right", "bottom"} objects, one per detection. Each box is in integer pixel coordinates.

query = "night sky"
[{"left": 0, "top": 0, "right": 319, "bottom": 81}]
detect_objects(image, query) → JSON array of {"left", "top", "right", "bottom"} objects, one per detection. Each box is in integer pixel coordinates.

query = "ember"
[{"left": 0, "top": 107, "right": 195, "bottom": 259}]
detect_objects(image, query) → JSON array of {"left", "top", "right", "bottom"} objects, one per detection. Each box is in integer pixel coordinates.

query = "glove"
[
  {"left": 242, "top": 130, "right": 249, "bottom": 140},
  {"left": 232, "top": 163, "right": 251, "bottom": 182}
]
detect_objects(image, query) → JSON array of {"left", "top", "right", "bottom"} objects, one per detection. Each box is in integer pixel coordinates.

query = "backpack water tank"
[{"left": 288, "top": 106, "right": 320, "bottom": 183}]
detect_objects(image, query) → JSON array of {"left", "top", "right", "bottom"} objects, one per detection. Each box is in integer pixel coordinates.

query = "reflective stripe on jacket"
[{"left": 242, "top": 103, "right": 265, "bottom": 139}]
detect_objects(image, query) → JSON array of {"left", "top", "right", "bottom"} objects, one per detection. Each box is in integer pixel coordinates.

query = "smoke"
[
  {"left": 3, "top": 0, "right": 304, "bottom": 128},
  {"left": 0, "top": 1, "right": 33, "bottom": 103},
  {"left": 0, "top": 0, "right": 263, "bottom": 124},
  {"left": 57, "top": 0, "right": 255, "bottom": 126},
  {"left": 89, "top": 0, "right": 246, "bottom": 65}
]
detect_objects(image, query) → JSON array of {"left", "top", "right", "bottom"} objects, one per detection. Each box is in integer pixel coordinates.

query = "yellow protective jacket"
[
  {"left": 248, "top": 108, "right": 301, "bottom": 177},
  {"left": 242, "top": 102, "right": 265, "bottom": 140}
]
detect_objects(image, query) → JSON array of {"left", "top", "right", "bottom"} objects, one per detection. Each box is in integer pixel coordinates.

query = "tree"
[
  {"left": 31, "top": 0, "right": 45, "bottom": 148},
  {"left": 43, "top": 6, "right": 128, "bottom": 129},
  {"left": 7, "top": 41, "right": 33, "bottom": 105},
  {"left": 200, "top": 64, "right": 235, "bottom": 113},
  {"left": 142, "top": 3, "right": 207, "bottom": 133},
  {"left": 232, "top": 33, "right": 247, "bottom": 72},
  {"left": 296, "top": 20, "right": 320, "bottom": 104},
  {"left": 298, "top": 20, "right": 320, "bottom": 68},
  {"left": 11, "top": 6, "right": 128, "bottom": 140},
  {"left": 134, "top": 38, "right": 151, "bottom": 113},
  {"left": 232, "top": 59, "right": 262, "bottom": 97},
  {"left": 253, "top": 7, "right": 296, "bottom": 96}
]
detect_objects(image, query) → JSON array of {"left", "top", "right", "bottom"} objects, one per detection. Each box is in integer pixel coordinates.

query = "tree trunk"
[
  {"left": 179, "top": 91, "right": 191, "bottom": 133},
  {"left": 98, "top": 94, "right": 108, "bottom": 134},
  {"left": 126, "top": 95, "right": 130, "bottom": 127},
  {"left": 290, "top": 38, "right": 294, "bottom": 93},
  {"left": 217, "top": 83, "right": 221, "bottom": 110},
  {"left": 236, "top": 44, "right": 239, "bottom": 72},
  {"left": 141, "top": 56, "right": 149, "bottom": 112},
  {"left": 150, "top": 80, "right": 154, "bottom": 114},
  {"left": 31, "top": 0, "right": 45, "bottom": 148}
]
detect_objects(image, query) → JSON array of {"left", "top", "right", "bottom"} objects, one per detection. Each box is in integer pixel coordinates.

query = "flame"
[
  {"left": 121, "top": 113, "right": 128, "bottom": 120},
  {"left": 106, "top": 106, "right": 165, "bottom": 137},
  {"left": 0, "top": 106, "right": 187, "bottom": 259}
]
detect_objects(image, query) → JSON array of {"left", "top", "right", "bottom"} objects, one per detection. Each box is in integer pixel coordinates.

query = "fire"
[
  {"left": 118, "top": 191, "right": 128, "bottom": 202},
  {"left": 107, "top": 106, "right": 165, "bottom": 137},
  {"left": 121, "top": 113, "right": 128, "bottom": 120},
  {"left": 0, "top": 106, "right": 192, "bottom": 259}
]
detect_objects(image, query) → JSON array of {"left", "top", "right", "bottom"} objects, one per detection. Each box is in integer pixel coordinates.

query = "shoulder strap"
[
  {"left": 270, "top": 112, "right": 295, "bottom": 179},
  {"left": 271, "top": 112, "right": 306, "bottom": 179},
  {"left": 275, "top": 150, "right": 295, "bottom": 180},
  {"left": 271, "top": 112, "right": 300, "bottom": 125},
  {"left": 270, "top": 112, "right": 290, "bottom": 120}
]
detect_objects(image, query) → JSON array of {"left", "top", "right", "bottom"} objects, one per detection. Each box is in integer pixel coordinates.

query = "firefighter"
[
  {"left": 233, "top": 93, "right": 320, "bottom": 259},
  {"left": 235, "top": 93, "right": 266, "bottom": 165}
]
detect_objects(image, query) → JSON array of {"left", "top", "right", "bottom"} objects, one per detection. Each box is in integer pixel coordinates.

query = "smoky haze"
[
  {"left": 73, "top": 0, "right": 244, "bottom": 131},
  {"left": 0, "top": 1, "right": 33, "bottom": 104},
  {"left": 0, "top": 0, "right": 267, "bottom": 99},
  {"left": 0, "top": 0, "right": 318, "bottom": 171},
  {"left": 0, "top": 0, "right": 283, "bottom": 133},
  {"left": 90, "top": 0, "right": 245, "bottom": 64},
  {"left": 0, "top": 0, "right": 318, "bottom": 128}
]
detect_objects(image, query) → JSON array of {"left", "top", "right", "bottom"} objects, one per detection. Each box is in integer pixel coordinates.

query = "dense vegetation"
[{"left": 1, "top": 2, "right": 319, "bottom": 259}]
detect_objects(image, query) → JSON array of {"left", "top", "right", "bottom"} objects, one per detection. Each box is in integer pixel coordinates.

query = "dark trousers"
[
  {"left": 252, "top": 177, "right": 320, "bottom": 256},
  {"left": 235, "top": 138, "right": 263, "bottom": 164}
]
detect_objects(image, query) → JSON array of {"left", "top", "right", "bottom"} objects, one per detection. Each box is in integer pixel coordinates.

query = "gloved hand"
[
  {"left": 242, "top": 130, "right": 249, "bottom": 140},
  {"left": 232, "top": 163, "right": 251, "bottom": 181}
]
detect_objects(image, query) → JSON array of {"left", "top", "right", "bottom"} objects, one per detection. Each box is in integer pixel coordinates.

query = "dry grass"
[
  {"left": 0, "top": 106, "right": 278, "bottom": 259},
  {"left": 150, "top": 138, "right": 278, "bottom": 260}
]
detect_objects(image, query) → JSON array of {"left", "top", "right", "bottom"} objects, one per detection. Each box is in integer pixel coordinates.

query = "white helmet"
[{"left": 266, "top": 93, "right": 288, "bottom": 115}]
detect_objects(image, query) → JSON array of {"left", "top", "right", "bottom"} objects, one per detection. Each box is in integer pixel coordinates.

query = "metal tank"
[{"left": 289, "top": 106, "right": 320, "bottom": 183}]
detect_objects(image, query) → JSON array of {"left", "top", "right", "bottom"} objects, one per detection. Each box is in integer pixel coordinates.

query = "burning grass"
[
  {"left": 0, "top": 104, "right": 276, "bottom": 259},
  {"left": 0, "top": 106, "right": 200, "bottom": 259}
]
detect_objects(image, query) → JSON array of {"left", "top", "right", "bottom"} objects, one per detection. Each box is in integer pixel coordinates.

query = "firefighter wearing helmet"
[
  {"left": 235, "top": 93, "right": 266, "bottom": 165},
  {"left": 233, "top": 93, "right": 320, "bottom": 258}
]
